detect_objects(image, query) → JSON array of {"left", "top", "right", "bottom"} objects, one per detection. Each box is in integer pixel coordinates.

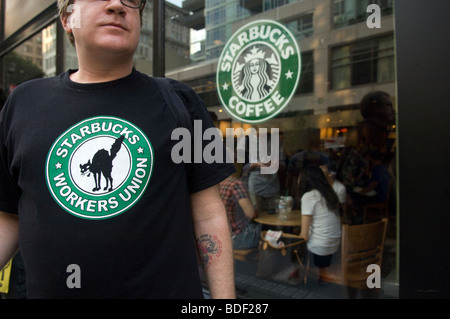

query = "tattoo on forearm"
[{"left": 196, "top": 234, "right": 222, "bottom": 269}]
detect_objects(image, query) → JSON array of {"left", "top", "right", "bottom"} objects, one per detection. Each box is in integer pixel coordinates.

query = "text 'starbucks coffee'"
[{"left": 217, "top": 20, "right": 301, "bottom": 123}]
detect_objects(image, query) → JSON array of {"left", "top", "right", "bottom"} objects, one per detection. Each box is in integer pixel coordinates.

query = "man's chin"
[{"left": 95, "top": 41, "right": 138, "bottom": 58}]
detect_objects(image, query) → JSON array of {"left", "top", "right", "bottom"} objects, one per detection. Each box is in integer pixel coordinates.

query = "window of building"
[
  {"left": 296, "top": 51, "right": 314, "bottom": 94},
  {"left": 332, "top": 0, "right": 393, "bottom": 28},
  {"left": 331, "top": 34, "right": 395, "bottom": 89},
  {"left": 263, "top": 0, "right": 289, "bottom": 11},
  {"left": 284, "top": 13, "right": 313, "bottom": 39}
]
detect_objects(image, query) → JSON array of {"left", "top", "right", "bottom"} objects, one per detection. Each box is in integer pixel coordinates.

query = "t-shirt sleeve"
[
  {"left": 168, "top": 79, "right": 236, "bottom": 193},
  {"left": 301, "top": 190, "right": 319, "bottom": 216},
  {"left": 333, "top": 181, "right": 347, "bottom": 204},
  {"left": 0, "top": 104, "right": 21, "bottom": 214}
]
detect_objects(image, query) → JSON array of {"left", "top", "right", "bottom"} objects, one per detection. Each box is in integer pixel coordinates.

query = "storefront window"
[
  {"left": 2, "top": 26, "right": 55, "bottom": 96},
  {"left": 166, "top": 0, "right": 398, "bottom": 299},
  {"left": 0, "top": 0, "right": 403, "bottom": 300}
]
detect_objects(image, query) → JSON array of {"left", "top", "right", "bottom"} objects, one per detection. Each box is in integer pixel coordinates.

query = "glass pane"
[
  {"left": 133, "top": 2, "right": 154, "bottom": 74},
  {"left": 41, "top": 23, "right": 58, "bottom": 77},
  {"left": 165, "top": 0, "right": 398, "bottom": 299},
  {"left": 4, "top": 0, "right": 55, "bottom": 38},
  {"left": 2, "top": 27, "right": 52, "bottom": 96},
  {"left": 376, "top": 35, "right": 395, "bottom": 82},
  {"left": 296, "top": 51, "right": 314, "bottom": 94},
  {"left": 0, "top": 0, "right": 399, "bottom": 301},
  {"left": 332, "top": 46, "right": 351, "bottom": 89},
  {"left": 332, "top": 0, "right": 394, "bottom": 28},
  {"left": 64, "top": 31, "right": 79, "bottom": 71}
]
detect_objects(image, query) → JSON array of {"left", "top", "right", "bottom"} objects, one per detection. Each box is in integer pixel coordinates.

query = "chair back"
[{"left": 341, "top": 218, "right": 388, "bottom": 289}]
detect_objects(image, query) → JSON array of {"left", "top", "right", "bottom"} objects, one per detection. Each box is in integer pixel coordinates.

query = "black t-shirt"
[{"left": 0, "top": 69, "right": 234, "bottom": 298}]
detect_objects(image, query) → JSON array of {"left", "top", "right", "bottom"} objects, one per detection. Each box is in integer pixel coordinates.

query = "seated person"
[
  {"left": 219, "top": 175, "right": 261, "bottom": 249},
  {"left": 297, "top": 165, "right": 341, "bottom": 282},
  {"left": 243, "top": 161, "right": 280, "bottom": 214},
  {"left": 349, "top": 150, "right": 391, "bottom": 208}
]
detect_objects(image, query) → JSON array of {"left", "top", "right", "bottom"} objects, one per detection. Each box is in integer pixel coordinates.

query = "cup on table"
[{"left": 277, "top": 197, "right": 288, "bottom": 221}]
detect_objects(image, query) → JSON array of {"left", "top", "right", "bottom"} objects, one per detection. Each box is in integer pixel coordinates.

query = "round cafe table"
[{"left": 254, "top": 210, "right": 302, "bottom": 227}]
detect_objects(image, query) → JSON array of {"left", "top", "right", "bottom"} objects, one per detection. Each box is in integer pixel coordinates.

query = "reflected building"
[
  {"left": 14, "top": 35, "right": 43, "bottom": 68},
  {"left": 168, "top": 0, "right": 395, "bottom": 157},
  {"left": 135, "top": 1, "right": 192, "bottom": 74}
]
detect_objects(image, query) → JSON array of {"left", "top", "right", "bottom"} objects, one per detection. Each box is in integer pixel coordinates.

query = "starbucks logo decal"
[
  {"left": 46, "top": 116, "right": 153, "bottom": 220},
  {"left": 217, "top": 20, "right": 301, "bottom": 123}
]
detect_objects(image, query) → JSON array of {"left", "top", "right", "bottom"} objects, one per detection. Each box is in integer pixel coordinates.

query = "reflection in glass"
[
  {"left": 331, "top": 34, "right": 395, "bottom": 89},
  {"left": 2, "top": 30, "right": 47, "bottom": 96},
  {"left": 0, "top": 0, "right": 399, "bottom": 300},
  {"left": 169, "top": 0, "right": 398, "bottom": 299}
]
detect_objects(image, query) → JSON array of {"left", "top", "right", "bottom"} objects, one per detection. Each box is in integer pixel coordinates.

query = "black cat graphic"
[{"left": 80, "top": 135, "right": 125, "bottom": 192}]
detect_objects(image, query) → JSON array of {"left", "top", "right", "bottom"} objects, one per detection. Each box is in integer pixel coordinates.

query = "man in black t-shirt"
[{"left": 0, "top": 0, "right": 235, "bottom": 298}]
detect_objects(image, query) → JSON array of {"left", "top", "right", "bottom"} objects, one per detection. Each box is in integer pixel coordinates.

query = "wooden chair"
[
  {"left": 341, "top": 218, "right": 389, "bottom": 289},
  {"left": 363, "top": 179, "right": 393, "bottom": 223}
]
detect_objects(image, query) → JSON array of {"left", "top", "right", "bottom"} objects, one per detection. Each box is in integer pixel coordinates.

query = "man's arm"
[
  {"left": 0, "top": 211, "right": 19, "bottom": 269},
  {"left": 191, "top": 185, "right": 235, "bottom": 299}
]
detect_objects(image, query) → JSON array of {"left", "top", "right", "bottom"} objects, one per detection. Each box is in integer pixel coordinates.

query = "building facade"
[{"left": 169, "top": 0, "right": 396, "bottom": 160}]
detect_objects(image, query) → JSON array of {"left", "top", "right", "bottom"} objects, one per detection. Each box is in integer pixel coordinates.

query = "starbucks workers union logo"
[
  {"left": 46, "top": 116, "right": 153, "bottom": 220},
  {"left": 217, "top": 20, "right": 301, "bottom": 123}
]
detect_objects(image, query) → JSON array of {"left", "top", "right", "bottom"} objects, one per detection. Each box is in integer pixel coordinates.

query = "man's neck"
[
  {"left": 70, "top": 64, "right": 133, "bottom": 83},
  {"left": 71, "top": 50, "right": 134, "bottom": 83}
]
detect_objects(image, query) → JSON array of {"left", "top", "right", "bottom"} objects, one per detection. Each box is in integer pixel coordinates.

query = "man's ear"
[
  {"left": 60, "top": 15, "right": 72, "bottom": 34},
  {"left": 61, "top": 4, "right": 81, "bottom": 32}
]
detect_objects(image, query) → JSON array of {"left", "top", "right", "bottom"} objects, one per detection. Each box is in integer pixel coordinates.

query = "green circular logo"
[
  {"left": 46, "top": 116, "right": 153, "bottom": 220},
  {"left": 217, "top": 19, "right": 301, "bottom": 124}
]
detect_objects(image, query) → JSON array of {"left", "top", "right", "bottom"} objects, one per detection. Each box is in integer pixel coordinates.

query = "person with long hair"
[{"left": 297, "top": 165, "right": 341, "bottom": 281}]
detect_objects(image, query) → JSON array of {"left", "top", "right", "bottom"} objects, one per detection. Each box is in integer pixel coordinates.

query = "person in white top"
[{"left": 298, "top": 165, "right": 342, "bottom": 281}]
